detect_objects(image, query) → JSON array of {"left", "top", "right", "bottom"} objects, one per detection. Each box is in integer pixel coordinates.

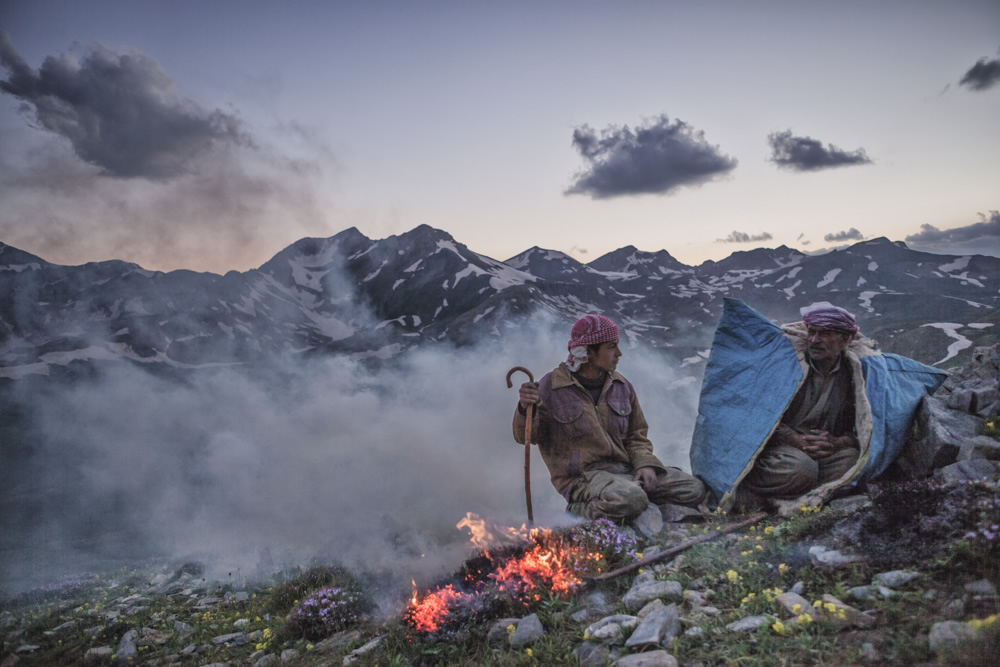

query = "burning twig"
[{"left": 582, "top": 512, "right": 767, "bottom": 585}]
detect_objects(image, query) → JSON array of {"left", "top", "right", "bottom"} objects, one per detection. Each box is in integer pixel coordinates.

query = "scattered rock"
[
  {"left": 343, "top": 635, "right": 384, "bottom": 665},
  {"left": 633, "top": 503, "right": 664, "bottom": 538},
  {"left": 964, "top": 579, "right": 997, "bottom": 596},
  {"left": 809, "top": 545, "right": 862, "bottom": 568},
  {"left": 614, "top": 649, "right": 679, "bottom": 666},
  {"left": 253, "top": 654, "right": 279, "bottom": 667},
  {"left": 725, "top": 615, "right": 770, "bottom": 633},
  {"left": 509, "top": 613, "right": 544, "bottom": 647},
  {"left": 860, "top": 641, "right": 880, "bottom": 662},
  {"left": 874, "top": 570, "right": 921, "bottom": 588},
  {"left": 828, "top": 495, "right": 871, "bottom": 513},
  {"left": 935, "top": 459, "right": 997, "bottom": 483},
  {"left": 117, "top": 629, "right": 138, "bottom": 663},
  {"left": 624, "top": 604, "right": 681, "bottom": 648},
  {"left": 83, "top": 647, "right": 112, "bottom": 665},
  {"left": 585, "top": 615, "right": 639, "bottom": 644},
  {"left": 928, "top": 620, "right": 978, "bottom": 653},
  {"left": 659, "top": 503, "right": 705, "bottom": 523},
  {"left": 211, "top": 632, "right": 248, "bottom": 646},
  {"left": 775, "top": 592, "right": 812, "bottom": 616},
  {"left": 623, "top": 578, "right": 683, "bottom": 610},
  {"left": 943, "top": 599, "right": 966, "bottom": 619},
  {"left": 280, "top": 648, "right": 298, "bottom": 663},
  {"left": 574, "top": 640, "right": 610, "bottom": 667}
]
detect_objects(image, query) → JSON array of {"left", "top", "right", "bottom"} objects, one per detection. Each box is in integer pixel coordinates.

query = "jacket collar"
[{"left": 552, "top": 362, "right": 625, "bottom": 389}]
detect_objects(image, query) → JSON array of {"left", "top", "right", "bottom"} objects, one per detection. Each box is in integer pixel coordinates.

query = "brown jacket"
[{"left": 512, "top": 363, "right": 665, "bottom": 498}]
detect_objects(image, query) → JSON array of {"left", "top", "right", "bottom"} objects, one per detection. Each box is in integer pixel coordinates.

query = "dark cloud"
[
  {"left": 566, "top": 114, "right": 737, "bottom": 198},
  {"left": 824, "top": 228, "right": 863, "bottom": 242},
  {"left": 716, "top": 230, "right": 773, "bottom": 244},
  {"left": 0, "top": 32, "right": 251, "bottom": 180},
  {"left": 959, "top": 56, "right": 1000, "bottom": 91},
  {"left": 904, "top": 211, "right": 1000, "bottom": 257},
  {"left": 767, "top": 130, "right": 872, "bottom": 172}
]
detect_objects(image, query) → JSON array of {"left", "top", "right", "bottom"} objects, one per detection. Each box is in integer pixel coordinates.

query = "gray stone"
[
  {"left": 900, "top": 395, "right": 983, "bottom": 477},
  {"left": 848, "top": 586, "right": 876, "bottom": 601},
  {"left": 509, "top": 613, "right": 544, "bottom": 647},
  {"left": 633, "top": 503, "right": 664, "bottom": 538},
  {"left": 117, "top": 629, "right": 138, "bottom": 663},
  {"left": 614, "top": 650, "right": 679, "bottom": 667},
  {"left": 571, "top": 608, "right": 592, "bottom": 623},
  {"left": 808, "top": 545, "right": 862, "bottom": 568},
  {"left": 624, "top": 604, "right": 681, "bottom": 648},
  {"left": 212, "top": 632, "right": 247, "bottom": 645},
  {"left": 583, "top": 591, "right": 613, "bottom": 615},
  {"left": 928, "top": 620, "right": 978, "bottom": 653},
  {"left": 253, "top": 655, "right": 280, "bottom": 667},
  {"left": 486, "top": 618, "right": 520, "bottom": 646},
  {"left": 659, "top": 503, "right": 705, "bottom": 523},
  {"left": 820, "top": 594, "right": 874, "bottom": 629},
  {"left": 684, "top": 589, "right": 708, "bottom": 607},
  {"left": 725, "top": 615, "right": 770, "bottom": 632},
  {"left": 233, "top": 618, "right": 250, "bottom": 628},
  {"left": 959, "top": 436, "right": 1000, "bottom": 461},
  {"left": 623, "top": 579, "right": 684, "bottom": 610},
  {"left": 637, "top": 598, "right": 665, "bottom": 619},
  {"left": 84, "top": 647, "right": 112, "bottom": 665},
  {"left": 935, "top": 458, "right": 997, "bottom": 483},
  {"left": 775, "top": 592, "right": 812, "bottom": 616},
  {"left": 828, "top": 495, "right": 871, "bottom": 513},
  {"left": 874, "top": 570, "right": 921, "bottom": 589},
  {"left": 174, "top": 620, "right": 194, "bottom": 633},
  {"left": 684, "top": 626, "right": 704, "bottom": 637},
  {"left": 943, "top": 599, "right": 966, "bottom": 619},
  {"left": 585, "top": 615, "right": 639, "bottom": 644},
  {"left": 280, "top": 648, "right": 298, "bottom": 663},
  {"left": 965, "top": 579, "right": 998, "bottom": 596},
  {"left": 574, "top": 641, "right": 610, "bottom": 667},
  {"left": 860, "top": 642, "right": 880, "bottom": 662},
  {"left": 343, "top": 635, "right": 385, "bottom": 665},
  {"left": 791, "top": 581, "right": 805, "bottom": 594}
]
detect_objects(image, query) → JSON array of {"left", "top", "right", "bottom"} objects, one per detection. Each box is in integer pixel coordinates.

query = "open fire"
[{"left": 405, "top": 513, "right": 636, "bottom": 634}]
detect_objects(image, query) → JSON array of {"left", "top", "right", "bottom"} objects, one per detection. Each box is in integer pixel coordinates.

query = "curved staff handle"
[{"left": 506, "top": 366, "right": 535, "bottom": 524}]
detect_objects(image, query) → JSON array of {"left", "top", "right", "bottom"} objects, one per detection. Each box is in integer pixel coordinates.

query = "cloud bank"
[
  {"left": 566, "top": 114, "right": 737, "bottom": 199},
  {"left": 0, "top": 34, "right": 333, "bottom": 273},
  {"left": 959, "top": 55, "right": 1000, "bottom": 91},
  {"left": 716, "top": 230, "right": 773, "bottom": 244},
  {"left": 824, "top": 228, "right": 864, "bottom": 242},
  {"left": 0, "top": 32, "right": 250, "bottom": 180},
  {"left": 767, "top": 130, "right": 872, "bottom": 172},
  {"left": 904, "top": 211, "right": 1000, "bottom": 257}
]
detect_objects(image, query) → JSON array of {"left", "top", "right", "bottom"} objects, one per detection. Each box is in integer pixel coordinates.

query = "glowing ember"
[
  {"left": 407, "top": 584, "right": 471, "bottom": 633},
  {"left": 405, "top": 514, "right": 636, "bottom": 634}
]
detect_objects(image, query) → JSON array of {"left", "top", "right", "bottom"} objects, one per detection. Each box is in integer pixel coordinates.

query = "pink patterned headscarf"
[
  {"left": 801, "top": 302, "right": 858, "bottom": 334},
  {"left": 566, "top": 314, "right": 619, "bottom": 369}
]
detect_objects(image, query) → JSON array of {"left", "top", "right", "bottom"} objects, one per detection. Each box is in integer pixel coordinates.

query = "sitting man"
[
  {"left": 514, "top": 313, "right": 708, "bottom": 522},
  {"left": 739, "top": 304, "right": 861, "bottom": 500}
]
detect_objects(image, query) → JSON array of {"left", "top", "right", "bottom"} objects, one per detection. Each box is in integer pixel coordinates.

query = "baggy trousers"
[
  {"left": 565, "top": 467, "right": 708, "bottom": 522},
  {"left": 741, "top": 444, "right": 859, "bottom": 499}
]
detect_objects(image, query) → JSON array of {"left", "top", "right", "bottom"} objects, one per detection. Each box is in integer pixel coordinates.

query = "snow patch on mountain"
[
  {"left": 921, "top": 323, "right": 973, "bottom": 366},
  {"left": 817, "top": 268, "right": 842, "bottom": 288}
]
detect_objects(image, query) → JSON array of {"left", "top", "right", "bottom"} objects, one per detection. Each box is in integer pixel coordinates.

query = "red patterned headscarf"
[
  {"left": 801, "top": 303, "right": 858, "bottom": 334},
  {"left": 566, "top": 314, "right": 619, "bottom": 369}
]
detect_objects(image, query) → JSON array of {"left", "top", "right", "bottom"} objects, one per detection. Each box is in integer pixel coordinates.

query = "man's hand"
[
  {"left": 788, "top": 430, "right": 837, "bottom": 459},
  {"left": 518, "top": 381, "right": 539, "bottom": 410},
  {"left": 634, "top": 466, "right": 659, "bottom": 491}
]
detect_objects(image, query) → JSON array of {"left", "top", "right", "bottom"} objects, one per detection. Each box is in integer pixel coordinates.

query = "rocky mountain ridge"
[{"left": 1, "top": 225, "right": 997, "bottom": 382}]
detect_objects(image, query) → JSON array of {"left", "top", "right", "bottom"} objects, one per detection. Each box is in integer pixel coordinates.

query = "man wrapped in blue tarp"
[{"left": 690, "top": 298, "right": 948, "bottom": 515}]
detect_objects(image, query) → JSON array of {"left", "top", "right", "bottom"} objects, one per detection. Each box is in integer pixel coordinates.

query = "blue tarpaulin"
[{"left": 690, "top": 298, "right": 947, "bottom": 508}]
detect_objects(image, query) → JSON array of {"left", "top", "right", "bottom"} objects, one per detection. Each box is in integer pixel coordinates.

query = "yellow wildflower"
[
  {"left": 526, "top": 648, "right": 534, "bottom": 657},
  {"left": 813, "top": 600, "right": 823, "bottom": 608},
  {"left": 778, "top": 563, "right": 789, "bottom": 574},
  {"left": 507, "top": 624, "right": 516, "bottom": 634},
  {"left": 306, "top": 643, "right": 314, "bottom": 651},
  {"left": 823, "top": 602, "right": 838, "bottom": 614},
  {"left": 792, "top": 603, "right": 802, "bottom": 614},
  {"left": 764, "top": 526, "right": 775, "bottom": 535},
  {"left": 755, "top": 545, "right": 763, "bottom": 551},
  {"left": 797, "top": 613, "right": 813, "bottom": 624},
  {"left": 772, "top": 620, "right": 787, "bottom": 635},
  {"left": 726, "top": 569, "right": 740, "bottom": 582},
  {"left": 262, "top": 628, "right": 273, "bottom": 640}
]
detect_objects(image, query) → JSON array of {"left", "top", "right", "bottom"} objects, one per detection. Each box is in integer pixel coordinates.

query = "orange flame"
[{"left": 407, "top": 584, "right": 470, "bottom": 633}]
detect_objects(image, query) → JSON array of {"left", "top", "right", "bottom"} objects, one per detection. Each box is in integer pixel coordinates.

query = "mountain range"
[{"left": 1, "top": 224, "right": 997, "bottom": 381}]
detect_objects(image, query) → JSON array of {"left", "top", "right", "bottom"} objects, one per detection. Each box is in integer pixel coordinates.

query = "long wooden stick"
[
  {"left": 583, "top": 512, "right": 767, "bottom": 585},
  {"left": 506, "top": 366, "right": 536, "bottom": 525}
]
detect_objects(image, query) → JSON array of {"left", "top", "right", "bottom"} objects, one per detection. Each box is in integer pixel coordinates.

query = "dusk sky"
[{"left": 1, "top": 0, "right": 998, "bottom": 274}]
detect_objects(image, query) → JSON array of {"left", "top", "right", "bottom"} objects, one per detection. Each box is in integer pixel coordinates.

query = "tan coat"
[{"left": 512, "top": 363, "right": 665, "bottom": 498}]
